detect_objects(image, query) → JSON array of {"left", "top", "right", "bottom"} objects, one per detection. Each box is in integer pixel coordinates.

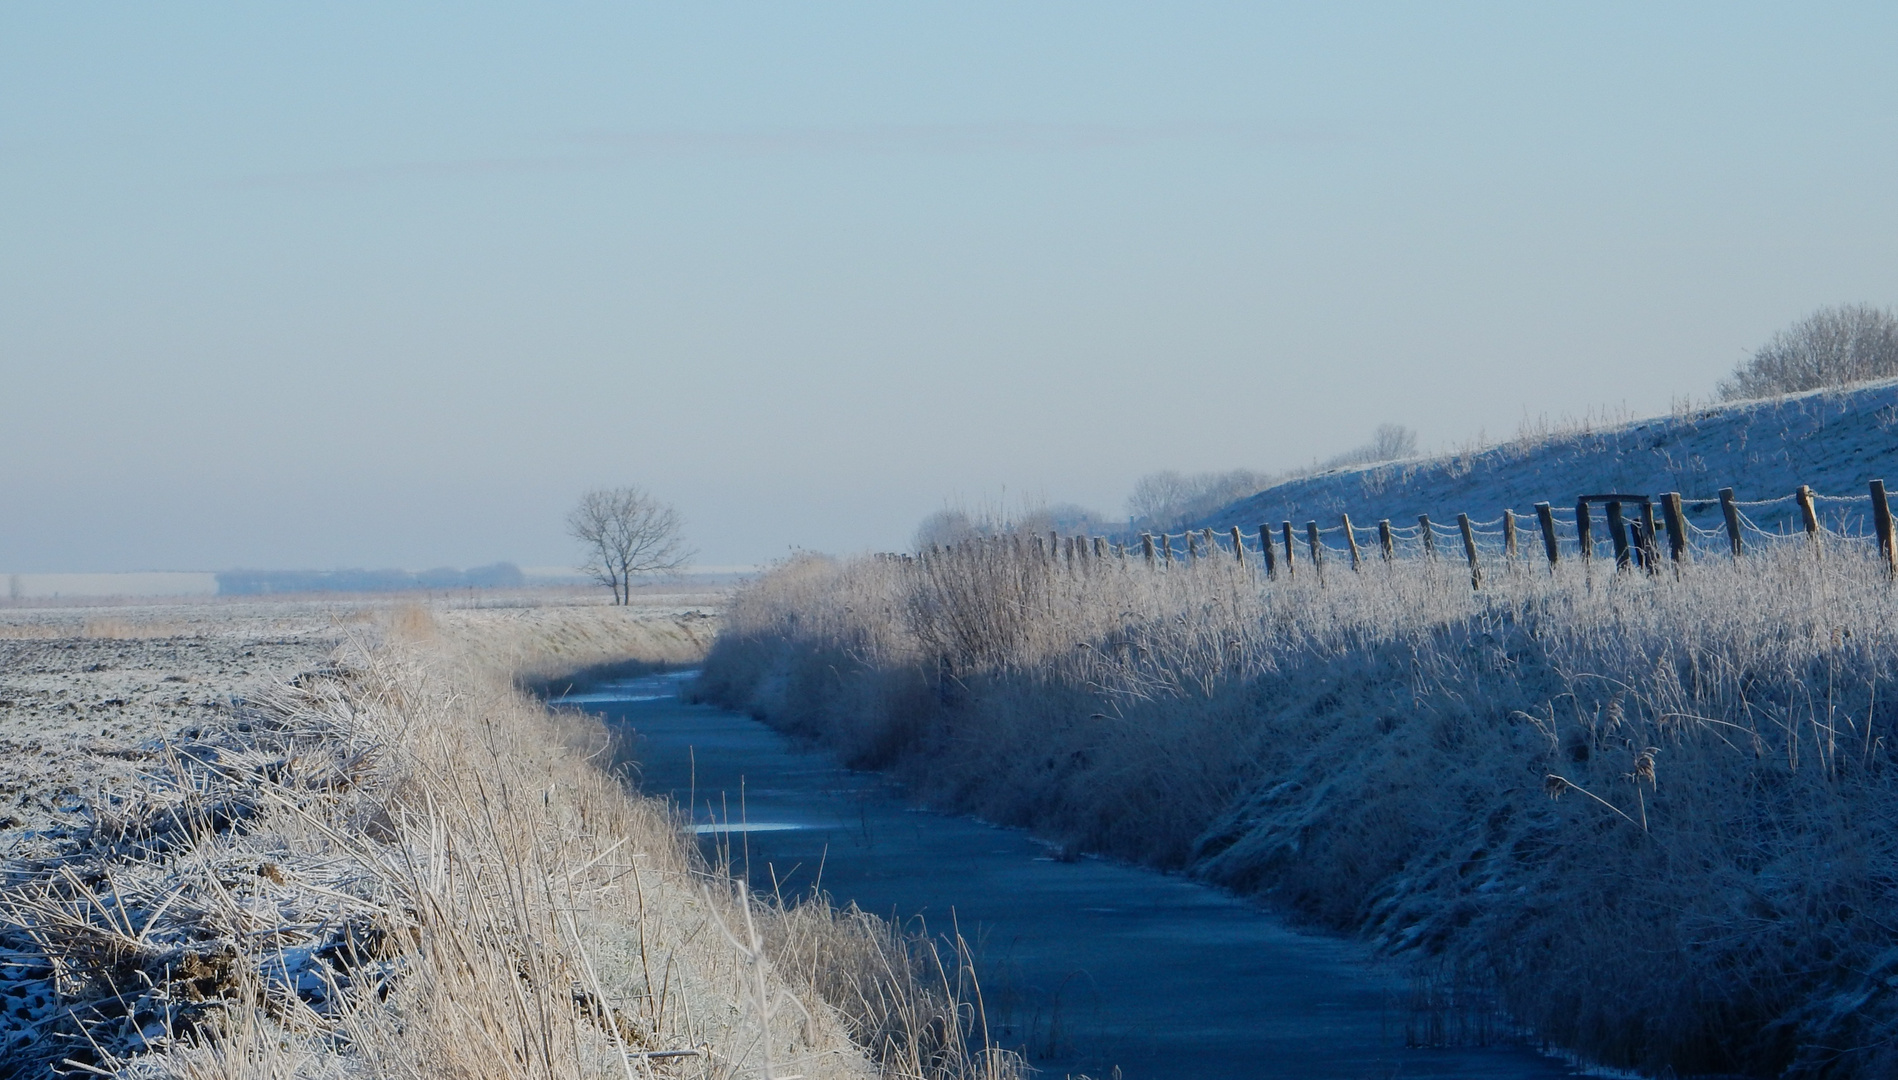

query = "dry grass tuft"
[{"left": 383, "top": 604, "right": 438, "bottom": 644}]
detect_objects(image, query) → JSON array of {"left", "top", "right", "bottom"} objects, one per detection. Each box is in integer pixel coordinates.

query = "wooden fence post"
[
  {"left": 1203, "top": 528, "right": 1216, "bottom": 556},
  {"left": 1606, "top": 500, "right": 1631, "bottom": 570},
  {"left": 1418, "top": 514, "right": 1436, "bottom": 558},
  {"left": 1259, "top": 524, "right": 1277, "bottom": 579},
  {"left": 1094, "top": 536, "right": 1109, "bottom": 559},
  {"left": 1458, "top": 513, "right": 1481, "bottom": 589},
  {"left": 1063, "top": 536, "right": 1075, "bottom": 565},
  {"left": 1875, "top": 480, "right": 1896, "bottom": 577},
  {"left": 1230, "top": 525, "right": 1246, "bottom": 567},
  {"left": 1719, "top": 488, "right": 1742, "bottom": 557},
  {"left": 1797, "top": 485, "right": 1820, "bottom": 541},
  {"left": 1503, "top": 510, "right": 1518, "bottom": 560},
  {"left": 1305, "top": 521, "right": 1324, "bottom": 581},
  {"left": 1034, "top": 536, "right": 1046, "bottom": 559},
  {"left": 1282, "top": 522, "right": 1296, "bottom": 578},
  {"left": 1378, "top": 519, "right": 1395, "bottom": 561},
  {"left": 1342, "top": 514, "right": 1363, "bottom": 571},
  {"left": 1576, "top": 499, "right": 1592, "bottom": 562},
  {"left": 1186, "top": 532, "right": 1199, "bottom": 561},
  {"left": 1049, "top": 531, "right": 1060, "bottom": 560},
  {"left": 1141, "top": 533, "right": 1155, "bottom": 566},
  {"left": 1639, "top": 502, "right": 1661, "bottom": 573},
  {"left": 1662, "top": 493, "right": 1688, "bottom": 565},
  {"left": 1535, "top": 502, "right": 1559, "bottom": 566},
  {"left": 1161, "top": 533, "right": 1174, "bottom": 565}
]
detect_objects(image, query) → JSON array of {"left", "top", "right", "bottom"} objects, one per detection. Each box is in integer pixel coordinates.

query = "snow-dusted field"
[{"left": 0, "top": 604, "right": 352, "bottom": 861}]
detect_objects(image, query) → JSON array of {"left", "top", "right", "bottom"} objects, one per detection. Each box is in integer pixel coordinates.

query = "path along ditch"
[{"left": 554, "top": 670, "right": 1586, "bottom": 1080}]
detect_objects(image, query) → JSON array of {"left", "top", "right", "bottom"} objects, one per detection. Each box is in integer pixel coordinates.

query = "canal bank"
[{"left": 557, "top": 671, "right": 1581, "bottom": 1080}]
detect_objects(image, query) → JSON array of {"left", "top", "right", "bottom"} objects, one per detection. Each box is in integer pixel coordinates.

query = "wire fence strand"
[{"left": 1043, "top": 483, "right": 1898, "bottom": 579}]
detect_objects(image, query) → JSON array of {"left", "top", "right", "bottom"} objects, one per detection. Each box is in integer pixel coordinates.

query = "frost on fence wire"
[{"left": 908, "top": 481, "right": 1898, "bottom": 583}]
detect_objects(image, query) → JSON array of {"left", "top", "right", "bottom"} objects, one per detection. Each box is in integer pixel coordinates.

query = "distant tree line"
[
  {"left": 912, "top": 423, "right": 1422, "bottom": 548},
  {"left": 217, "top": 563, "right": 524, "bottom": 596}
]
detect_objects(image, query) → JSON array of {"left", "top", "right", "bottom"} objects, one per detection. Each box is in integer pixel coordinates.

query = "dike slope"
[{"left": 1202, "top": 379, "right": 1898, "bottom": 538}]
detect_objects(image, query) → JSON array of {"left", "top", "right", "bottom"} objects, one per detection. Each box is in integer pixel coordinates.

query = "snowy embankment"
[
  {"left": 1204, "top": 379, "right": 1898, "bottom": 540},
  {"left": 701, "top": 386, "right": 1898, "bottom": 1079}
]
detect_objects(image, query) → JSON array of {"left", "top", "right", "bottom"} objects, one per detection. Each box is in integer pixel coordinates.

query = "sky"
[{"left": 4, "top": 3, "right": 1898, "bottom": 572}]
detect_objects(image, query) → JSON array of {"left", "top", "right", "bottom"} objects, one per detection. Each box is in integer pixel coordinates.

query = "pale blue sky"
[{"left": 4, "top": 4, "right": 1896, "bottom": 571}]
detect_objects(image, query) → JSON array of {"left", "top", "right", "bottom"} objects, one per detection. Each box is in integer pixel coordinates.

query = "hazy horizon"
[{"left": 7, "top": 5, "right": 1897, "bottom": 573}]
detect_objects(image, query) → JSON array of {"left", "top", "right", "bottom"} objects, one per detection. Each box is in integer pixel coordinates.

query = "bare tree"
[
  {"left": 1369, "top": 421, "right": 1419, "bottom": 461},
  {"left": 1126, "top": 471, "right": 1199, "bottom": 528},
  {"left": 1720, "top": 303, "right": 1898, "bottom": 400},
  {"left": 567, "top": 487, "right": 694, "bottom": 604},
  {"left": 1323, "top": 422, "right": 1419, "bottom": 468}
]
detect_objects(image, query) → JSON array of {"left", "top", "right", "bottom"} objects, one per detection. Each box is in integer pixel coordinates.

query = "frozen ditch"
[{"left": 554, "top": 670, "right": 1584, "bottom": 1080}]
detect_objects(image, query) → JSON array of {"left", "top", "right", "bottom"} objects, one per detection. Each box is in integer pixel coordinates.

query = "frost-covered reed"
[{"left": 701, "top": 539, "right": 1898, "bottom": 1077}]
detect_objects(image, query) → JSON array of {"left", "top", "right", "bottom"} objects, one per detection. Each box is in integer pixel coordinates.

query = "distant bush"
[
  {"left": 1124, "top": 424, "right": 1417, "bottom": 532},
  {"left": 1720, "top": 303, "right": 1898, "bottom": 400},
  {"left": 1125, "top": 469, "right": 1277, "bottom": 532},
  {"left": 913, "top": 501, "right": 1108, "bottom": 550}
]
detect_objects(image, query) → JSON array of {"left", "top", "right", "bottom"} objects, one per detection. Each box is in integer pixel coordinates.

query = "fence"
[{"left": 887, "top": 480, "right": 1898, "bottom": 589}]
